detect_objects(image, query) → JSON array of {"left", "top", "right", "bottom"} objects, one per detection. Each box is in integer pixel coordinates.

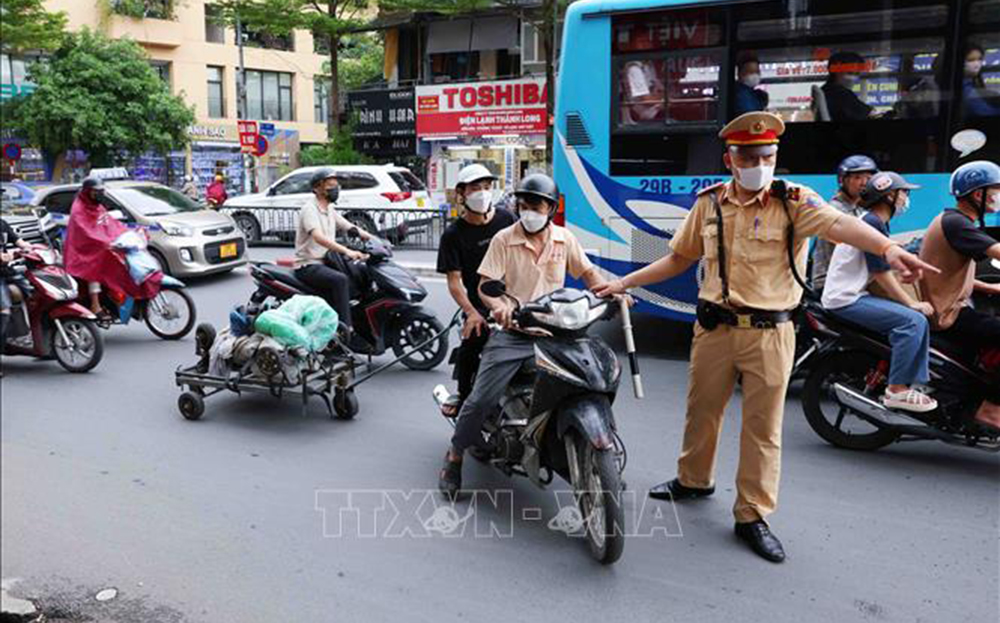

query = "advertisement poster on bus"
[{"left": 415, "top": 77, "right": 548, "bottom": 138}]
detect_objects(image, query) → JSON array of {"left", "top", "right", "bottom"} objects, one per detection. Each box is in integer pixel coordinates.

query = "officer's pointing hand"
[
  {"left": 885, "top": 245, "right": 939, "bottom": 283},
  {"left": 593, "top": 278, "right": 627, "bottom": 298}
]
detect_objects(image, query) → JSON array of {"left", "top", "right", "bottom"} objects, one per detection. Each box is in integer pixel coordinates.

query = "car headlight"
[
  {"left": 162, "top": 223, "right": 194, "bottom": 237},
  {"left": 532, "top": 298, "right": 607, "bottom": 331}
]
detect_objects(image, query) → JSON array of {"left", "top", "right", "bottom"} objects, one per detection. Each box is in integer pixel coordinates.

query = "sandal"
[
  {"left": 440, "top": 394, "right": 461, "bottom": 418},
  {"left": 882, "top": 388, "right": 938, "bottom": 413},
  {"left": 438, "top": 451, "right": 462, "bottom": 499}
]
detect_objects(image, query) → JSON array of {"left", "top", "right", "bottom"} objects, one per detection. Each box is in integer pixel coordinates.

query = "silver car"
[{"left": 31, "top": 181, "right": 247, "bottom": 278}]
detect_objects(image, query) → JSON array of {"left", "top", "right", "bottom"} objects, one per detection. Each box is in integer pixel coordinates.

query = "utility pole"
[{"left": 236, "top": 16, "right": 252, "bottom": 193}]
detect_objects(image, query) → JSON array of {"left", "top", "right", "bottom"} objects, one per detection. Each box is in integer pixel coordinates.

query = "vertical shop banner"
[{"left": 416, "top": 78, "right": 548, "bottom": 138}]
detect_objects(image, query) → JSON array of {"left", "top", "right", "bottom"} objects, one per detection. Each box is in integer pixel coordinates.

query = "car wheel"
[
  {"left": 149, "top": 248, "right": 171, "bottom": 276},
  {"left": 233, "top": 213, "right": 262, "bottom": 244}
]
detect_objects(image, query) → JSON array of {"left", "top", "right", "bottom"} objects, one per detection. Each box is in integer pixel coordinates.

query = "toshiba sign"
[{"left": 416, "top": 77, "right": 548, "bottom": 138}]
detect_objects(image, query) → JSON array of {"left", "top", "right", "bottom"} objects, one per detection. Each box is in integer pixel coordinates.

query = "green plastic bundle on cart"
[{"left": 254, "top": 295, "right": 339, "bottom": 352}]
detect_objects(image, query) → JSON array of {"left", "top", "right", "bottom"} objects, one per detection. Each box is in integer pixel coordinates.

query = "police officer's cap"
[{"left": 719, "top": 112, "right": 784, "bottom": 154}]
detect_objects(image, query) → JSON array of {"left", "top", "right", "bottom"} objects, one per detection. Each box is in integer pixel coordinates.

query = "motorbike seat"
[{"left": 259, "top": 265, "right": 312, "bottom": 293}]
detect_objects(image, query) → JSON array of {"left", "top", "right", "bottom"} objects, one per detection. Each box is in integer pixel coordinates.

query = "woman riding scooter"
[{"left": 63, "top": 176, "right": 163, "bottom": 319}]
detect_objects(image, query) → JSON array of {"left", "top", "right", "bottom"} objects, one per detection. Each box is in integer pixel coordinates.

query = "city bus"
[{"left": 554, "top": 0, "right": 1000, "bottom": 321}]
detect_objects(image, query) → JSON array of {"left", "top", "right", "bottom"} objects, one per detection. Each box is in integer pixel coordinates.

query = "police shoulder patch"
[
  {"left": 697, "top": 181, "right": 726, "bottom": 196},
  {"left": 786, "top": 185, "right": 802, "bottom": 202}
]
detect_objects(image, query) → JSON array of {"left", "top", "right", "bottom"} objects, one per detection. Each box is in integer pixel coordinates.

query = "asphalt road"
[{"left": 2, "top": 248, "right": 998, "bottom": 623}]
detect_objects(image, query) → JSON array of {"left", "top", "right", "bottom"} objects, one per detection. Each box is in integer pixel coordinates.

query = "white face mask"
[
  {"left": 735, "top": 164, "right": 776, "bottom": 192},
  {"left": 965, "top": 60, "right": 984, "bottom": 77},
  {"left": 519, "top": 210, "right": 549, "bottom": 234},
  {"left": 895, "top": 192, "right": 911, "bottom": 215},
  {"left": 741, "top": 73, "right": 762, "bottom": 88},
  {"left": 464, "top": 190, "right": 493, "bottom": 214},
  {"left": 987, "top": 191, "right": 1000, "bottom": 214}
]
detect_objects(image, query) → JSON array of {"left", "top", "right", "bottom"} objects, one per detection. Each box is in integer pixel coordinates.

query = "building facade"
[{"left": 3, "top": 0, "right": 333, "bottom": 192}]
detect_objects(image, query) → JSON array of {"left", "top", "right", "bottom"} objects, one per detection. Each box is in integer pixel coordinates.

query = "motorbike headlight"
[
  {"left": 162, "top": 223, "right": 194, "bottom": 237},
  {"left": 532, "top": 298, "right": 608, "bottom": 331}
]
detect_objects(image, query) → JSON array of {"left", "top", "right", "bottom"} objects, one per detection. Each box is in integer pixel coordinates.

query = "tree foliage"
[
  {"left": 0, "top": 0, "right": 68, "bottom": 54},
  {"left": 300, "top": 125, "right": 371, "bottom": 166},
  {"left": 4, "top": 30, "right": 195, "bottom": 167}
]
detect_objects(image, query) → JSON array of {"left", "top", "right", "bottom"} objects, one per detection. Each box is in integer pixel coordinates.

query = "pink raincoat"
[{"left": 63, "top": 192, "right": 162, "bottom": 299}]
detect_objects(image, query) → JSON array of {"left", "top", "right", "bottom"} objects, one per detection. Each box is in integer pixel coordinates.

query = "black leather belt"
[{"left": 697, "top": 300, "right": 794, "bottom": 330}]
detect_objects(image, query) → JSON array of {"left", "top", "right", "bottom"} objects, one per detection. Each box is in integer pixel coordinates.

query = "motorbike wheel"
[
  {"left": 573, "top": 435, "right": 625, "bottom": 565},
  {"left": 802, "top": 350, "right": 898, "bottom": 451},
  {"left": 144, "top": 288, "right": 197, "bottom": 340},
  {"left": 393, "top": 313, "right": 449, "bottom": 371},
  {"left": 51, "top": 318, "right": 104, "bottom": 373}
]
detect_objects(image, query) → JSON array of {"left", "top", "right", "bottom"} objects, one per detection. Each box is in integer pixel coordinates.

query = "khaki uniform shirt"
[
  {"left": 671, "top": 180, "right": 844, "bottom": 310},
  {"left": 478, "top": 223, "right": 594, "bottom": 305},
  {"left": 295, "top": 197, "right": 338, "bottom": 268}
]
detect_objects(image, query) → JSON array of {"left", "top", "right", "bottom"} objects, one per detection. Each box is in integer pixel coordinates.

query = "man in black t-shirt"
[{"left": 436, "top": 164, "right": 516, "bottom": 416}]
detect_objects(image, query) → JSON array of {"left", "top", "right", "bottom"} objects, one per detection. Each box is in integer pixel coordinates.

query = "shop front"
[{"left": 415, "top": 76, "right": 549, "bottom": 210}]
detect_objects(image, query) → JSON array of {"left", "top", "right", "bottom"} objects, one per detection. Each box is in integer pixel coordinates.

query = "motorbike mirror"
[
  {"left": 108, "top": 209, "right": 126, "bottom": 221},
  {"left": 481, "top": 280, "right": 507, "bottom": 298}
]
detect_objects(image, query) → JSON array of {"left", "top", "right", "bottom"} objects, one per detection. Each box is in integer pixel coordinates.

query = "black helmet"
[
  {"left": 514, "top": 173, "right": 558, "bottom": 204},
  {"left": 859, "top": 171, "right": 919, "bottom": 208},
  {"left": 82, "top": 176, "right": 105, "bottom": 191},
  {"left": 310, "top": 167, "right": 337, "bottom": 189}
]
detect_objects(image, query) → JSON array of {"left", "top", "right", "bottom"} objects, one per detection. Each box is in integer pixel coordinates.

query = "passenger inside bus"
[
  {"left": 961, "top": 43, "right": 1000, "bottom": 118},
  {"left": 821, "top": 51, "right": 876, "bottom": 121},
  {"left": 733, "top": 52, "right": 769, "bottom": 116},
  {"left": 619, "top": 59, "right": 666, "bottom": 125}
]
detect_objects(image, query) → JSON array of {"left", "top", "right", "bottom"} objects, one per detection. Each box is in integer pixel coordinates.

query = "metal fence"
[{"left": 219, "top": 205, "right": 452, "bottom": 251}]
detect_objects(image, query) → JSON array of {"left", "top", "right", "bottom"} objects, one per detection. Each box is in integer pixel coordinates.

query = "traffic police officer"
[{"left": 595, "top": 112, "right": 935, "bottom": 562}]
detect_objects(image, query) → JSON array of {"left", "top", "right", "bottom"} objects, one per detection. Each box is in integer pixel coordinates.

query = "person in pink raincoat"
[{"left": 63, "top": 177, "right": 161, "bottom": 315}]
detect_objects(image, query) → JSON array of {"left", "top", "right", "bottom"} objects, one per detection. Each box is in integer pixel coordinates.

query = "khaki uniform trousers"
[{"left": 676, "top": 320, "right": 796, "bottom": 523}]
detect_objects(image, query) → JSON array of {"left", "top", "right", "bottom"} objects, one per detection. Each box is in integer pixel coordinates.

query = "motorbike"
[
  {"left": 434, "top": 282, "right": 642, "bottom": 565},
  {"left": 83, "top": 277, "right": 197, "bottom": 341},
  {"left": 248, "top": 235, "right": 449, "bottom": 371},
  {"left": 2, "top": 246, "right": 104, "bottom": 373},
  {"left": 799, "top": 298, "right": 1000, "bottom": 452}
]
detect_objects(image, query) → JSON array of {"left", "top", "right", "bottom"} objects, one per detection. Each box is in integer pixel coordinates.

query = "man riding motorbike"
[
  {"left": 438, "top": 174, "right": 612, "bottom": 498},
  {"left": 811, "top": 155, "right": 879, "bottom": 292},
  {"left": 918, "top": 160, "right": 1000, "bottom": 430},
  {"left": 1, "top": 217, "right": 33, "bottom": 375},
  {"left": 293, "top": 167, "right": 376, "bottom": 342},
  {"left": 436, "top": 164, "right": 516, "bottom": 417},
  {"left": 63, "top": 176, "right": 162, "bottom": 317}
]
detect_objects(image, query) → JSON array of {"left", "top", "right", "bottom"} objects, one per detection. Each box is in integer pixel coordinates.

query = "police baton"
[{"left": 619, "top": 297, "right": 644, "bottom": 399}]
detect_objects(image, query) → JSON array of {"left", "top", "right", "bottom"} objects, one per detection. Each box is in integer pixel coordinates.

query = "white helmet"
[{"left": 455, "top": 163, "right": 497, "bottom": 189}]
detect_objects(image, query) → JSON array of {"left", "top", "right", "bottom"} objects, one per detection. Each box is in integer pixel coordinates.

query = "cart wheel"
[
  {"left": 178, "top": 391, "right": 205, "bottom": 421},
  {"left": 195, "top": 323, "right": 216, "bottom": 355},
  {"left": 334, "top": 389, "right": 359, "bottom": 420}
]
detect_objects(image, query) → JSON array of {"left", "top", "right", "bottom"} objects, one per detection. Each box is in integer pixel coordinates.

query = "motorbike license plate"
[{"left": 220, "top": 242, "right": 238, "bottom": 258}]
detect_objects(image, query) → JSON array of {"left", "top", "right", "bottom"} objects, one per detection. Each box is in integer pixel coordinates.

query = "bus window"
[
  {"left": 955, "top": 0, "right": 1000, "bottom": 165},
  {"left": 730, "top": 1, "right": 951, "bottom": 175}
]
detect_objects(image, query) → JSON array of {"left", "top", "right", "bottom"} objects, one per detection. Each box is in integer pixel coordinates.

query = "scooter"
[
  {"left": 2, "top": 246, "right": 104, "bottom": 373},
  {"left": 82, "top": 276, "right": 197, "bottom": 341},
  {"left": 248, "top": 234, "right": 449, "bottom": 371},
  {"left": 434, "top": 282, "right": 643, "bottom": 565},
  {"left": 799, "top": 299, "right": 1000, "bottom": 452}
]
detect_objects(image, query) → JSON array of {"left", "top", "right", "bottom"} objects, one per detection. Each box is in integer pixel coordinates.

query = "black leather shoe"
[
  {"left": 648, "top": 477, "right": 715, "bottom": 501},
  {"left": 735, "top": 520, "right": 786, "bottom": 563}
]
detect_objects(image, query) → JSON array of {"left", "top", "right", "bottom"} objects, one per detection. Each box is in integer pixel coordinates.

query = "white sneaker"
[{"left": 882, "top": 388, "right": 938, "bottom": 413}]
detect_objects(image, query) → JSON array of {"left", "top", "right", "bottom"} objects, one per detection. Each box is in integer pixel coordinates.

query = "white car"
[{"left": 221, "top": 164, "right": 433, "bottom": 243}]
